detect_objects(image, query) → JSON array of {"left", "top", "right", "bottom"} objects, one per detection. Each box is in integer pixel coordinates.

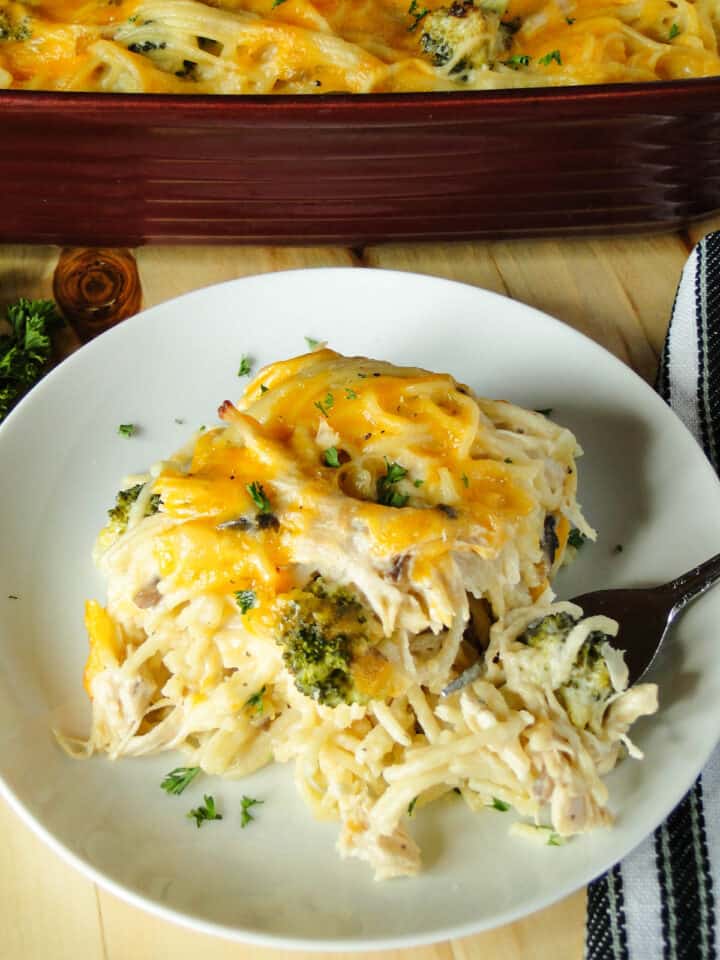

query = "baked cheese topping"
[{"left": 2, "top": 0, "right": 718, "bottom": 92}]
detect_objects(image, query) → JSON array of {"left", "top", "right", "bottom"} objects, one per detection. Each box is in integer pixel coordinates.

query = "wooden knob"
[{"left": 53, "top": 248, "right": 142, "bottom": 341}]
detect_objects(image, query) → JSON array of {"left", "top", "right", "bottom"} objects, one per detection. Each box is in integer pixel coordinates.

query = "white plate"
[{"left": 1, "top": 268, "right": 720, "bottom": 951}]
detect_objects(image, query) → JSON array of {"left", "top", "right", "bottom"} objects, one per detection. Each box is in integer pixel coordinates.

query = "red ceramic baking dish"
[{"left": 2, "top": 79, "right": 719, "bottom": 245}]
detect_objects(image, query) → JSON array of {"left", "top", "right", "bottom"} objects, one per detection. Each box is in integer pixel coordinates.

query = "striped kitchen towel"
[{"left": 585, "top": 231, "right": 720, "bottom": 960}]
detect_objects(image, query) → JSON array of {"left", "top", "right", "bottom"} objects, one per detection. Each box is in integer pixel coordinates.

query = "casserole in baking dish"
[{"left": 1, "top": 1, "right": 719, "bottom": 243}]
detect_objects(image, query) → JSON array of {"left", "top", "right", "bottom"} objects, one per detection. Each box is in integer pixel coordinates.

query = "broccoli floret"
[
  {"left": 522, "top": 611, "right": 577, "bottom": 647},
  {"left": 106, "top": 484, "right": 161, "bottom": 537},
  {"left": 0, "top": 13, "right": 32, "bottom": 42},
  {"left": 559, "top": 633, "right": 613, "bottom": 727},
  {"left": 520, "top": 613, "right": 613, "bottom": 728},
  {"left": 276, "top": 577, "right": 387, "bottom": 707},
  {"left": 417, "top": 1, "right": 511, "bottom": 77}
]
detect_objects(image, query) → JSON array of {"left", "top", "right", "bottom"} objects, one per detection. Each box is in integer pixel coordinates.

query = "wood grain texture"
[
  {"left": 363, "top": 232, "right": 692, "bottom": 384},
  {"left": 136, "top": 246, "right": 358, "bottom": 310},
  {"left": 1, "top": 218, "right": 718, "bottom": 960}
]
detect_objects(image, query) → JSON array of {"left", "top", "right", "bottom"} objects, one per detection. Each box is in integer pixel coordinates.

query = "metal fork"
[{"left": 571, "top": 553, "right": 720, "bottom": 685}]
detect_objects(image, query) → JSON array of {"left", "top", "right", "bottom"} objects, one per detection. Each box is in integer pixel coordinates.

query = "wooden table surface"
[{"left": 2, "top": 217, "right": 719, "bottom": 960}]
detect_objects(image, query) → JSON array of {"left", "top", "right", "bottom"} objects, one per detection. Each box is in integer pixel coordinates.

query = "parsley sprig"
[
  {"left": 407, "top": 0, "right": 429, "bottom": 31},
  {"left": 247, "top": 481, "right": 271, "bottom": 513},
  {"left": 161, "top": 766, "right": 200, "bottom": 795},
  {"left": 241, "top": 795, "right": 264, "bottom": 828},
  {"left": 324, "top": 446, "right": 341, "bottom": 468},
  {"left": 245, "top": 686, "right": 266, "bottom": 715},
  {"left": 539, "top": 49, "right": 562, "bottom": 65},
  {"left": 503, "top": 54, "right": 531, "bottom": 68},
  {"left": 377, "top": 460, "right": 409, "bottom": 508},
  {"left": 187, "top": 794, "right": 223, "bottom": 827},
  {"left": 237, "top": 354, "right": 252, "bottom": 377},
  {"left": 314, "top": 392, "right": 335, "bottom": 418},
  {"left": 0, "top": 298, "right": 64, "bottom": 423}
]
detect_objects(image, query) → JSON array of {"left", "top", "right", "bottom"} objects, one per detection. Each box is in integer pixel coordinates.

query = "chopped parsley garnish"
[
  {"left": 568, "top": 528, "right": 586, "bottom": 549},
  {"left": 245, "top": 685, "right": 266, "bottom": 714},
  {"left": 304, "top": 335, "right": 322, "bottom": 349},
  {"left": 377, "top": 460, "right": 409, "bottom": 508},
  {"left": 668, "top": 22, "right": 680, "bottom": 38},
  {"left": 345, "top": 387, "right": 358, "bottom": 400},
  {"left": 413, "top": 478, "right": 424, "bottom": 487},
  {"left": 535, "top": 407, "right": 553, "bottom": 416},
  {"left": 407, "top": 0, "right": 429, "bottom": 31},
  {"left": 314, "top": 392, "right": 335, "bottom": 418},
  {"left": 118, "top": 423, "right": 136, "bottom": 438},
  {"left": 247, "top": 481, "right": 271, "bottom": 513},
  {"left": 0, "top": 297, "right": 64, "bottom": 423},
  {"left": 547, "top": 832, "right": 565, "bottom": 846},
  {"left": 324, "top": 446, "right": 341, "bottom": 468},
  {"left": 539, "top": 49, "right": 562, "bottom": 65},
  {"left": 240, "top": 795, "right": 264, "bottom": 827},
  {"left": 187, "top": 794, "right": 222, "bottom": 827},
  {"left": 490, "top": 797, "right": 510, "bottom": 812},
  {"left": 235, "top": 589, "right": 257, "bottom": 614},
  {"left": 272, "top": 0, "right": 288, "bottom": 6},
  {"left": 161, "top": 766, "right": 200, "bottom": 795},
  {"left": 384, "top": 461, "right": 408, "bottom": 484},
  {"left": 503, "top": 54, "right": 531, "bottom": 68},
  {"left": 260, "top": 383, "right": 269, "bottom": 393},
  {"left": 237, "top": 354, "right": 252, "bottom": 377},
  {"left": 566, "top": 16, "right": 576, "bottom": 23},
  {"left": 461, "top": 473, "right": 469, "bottom": 488},
  {"left": 407, "top": 797, "right": 418, "bottom": 816}
]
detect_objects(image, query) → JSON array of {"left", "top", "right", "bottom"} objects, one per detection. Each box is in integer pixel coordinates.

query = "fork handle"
[{"left": 663, "top": 552, "right": 720, "bottom": 610}]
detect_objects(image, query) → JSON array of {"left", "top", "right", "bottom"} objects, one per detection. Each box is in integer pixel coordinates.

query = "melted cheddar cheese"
[
  {"left": 140, "top": 350, "right": 544, "bottom": 609},
  {"left": 89, "top": 349, "right": 586, "bottom": 656},
  {"left": 1, "top": 0, "right": 718, "bottom": 92}
]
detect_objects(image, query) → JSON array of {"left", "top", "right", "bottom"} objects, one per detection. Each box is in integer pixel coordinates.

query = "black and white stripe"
[
  {"left": 586, "top": 865, "right": 630, "bottom": 960},
  {"left": 585, "top": 232, "right": 720, "bottom": 960},
  {"left": 654, "top": 779, "right": 716, "bottom": 960}
]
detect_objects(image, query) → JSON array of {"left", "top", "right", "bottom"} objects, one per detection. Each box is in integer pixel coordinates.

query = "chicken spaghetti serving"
[
  {"left": 63, "top": 349, "right": 657, "bottom": 878},
  {"left": 1, "top": 0, "right": 719, "bottom": 93}
]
